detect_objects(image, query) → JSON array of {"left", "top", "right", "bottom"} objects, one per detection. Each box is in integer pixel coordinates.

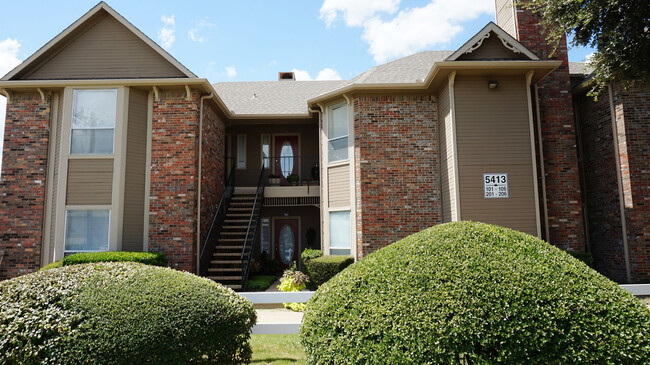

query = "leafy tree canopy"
[{"left": 523, "top": 0, "right": 650, "bottom": 94}]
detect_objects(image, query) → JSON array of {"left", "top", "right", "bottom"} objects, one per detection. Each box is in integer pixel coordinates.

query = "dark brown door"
[
  {"left": 275, "top": 218, "right": 299, "bottom": 268},
  {"left": 274, "top": 135, "right": 299, "bottom": 185}
]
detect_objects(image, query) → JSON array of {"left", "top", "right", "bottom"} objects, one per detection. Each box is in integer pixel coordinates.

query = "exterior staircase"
[{"left": 205, "top": 192, "right": 259, "bottom": 290}]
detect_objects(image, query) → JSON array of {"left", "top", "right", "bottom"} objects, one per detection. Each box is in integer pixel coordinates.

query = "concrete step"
[
  {"left": 208, "top": 267, "right": 241, "bottom": 272},
  {"left": 208, "top": 275, "right": 243, "bottom": 281},
  {"left": 211, "top": 259, "right": 243, "bottom": 265}
]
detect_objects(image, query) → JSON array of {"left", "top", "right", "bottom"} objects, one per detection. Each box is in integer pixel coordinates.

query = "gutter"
[
  {"left": 197, "top": 93, "right": 214, "bottom": 274},
  {"left": 608, "top": 84, "right": 632, "bottom": 283}
]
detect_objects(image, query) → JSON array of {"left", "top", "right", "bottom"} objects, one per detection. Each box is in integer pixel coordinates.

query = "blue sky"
[{"left": 0, "top": 0, "right": 595, "bottom": 163}]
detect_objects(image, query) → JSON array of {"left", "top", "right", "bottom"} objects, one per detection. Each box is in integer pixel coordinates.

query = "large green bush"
[
  {"left": 300, "top": 222, "right": 650, "bottom": 364},
  {"left": 41, "top": 251, "right": 167, "bottom": 271},
  {"left": 1, "top": 262, "right": 256, "bottom": 364},
  {"left": 303, "top": 255, "right": 353, "bottom": 287}
]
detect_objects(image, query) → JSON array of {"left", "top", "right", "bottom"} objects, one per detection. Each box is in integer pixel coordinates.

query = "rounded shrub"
[
  {"left": 300, "top": 222, "right": 650, "bottom": 364},
  {"left": 1, "top": 262, "right": 256, "bottom": 364}
]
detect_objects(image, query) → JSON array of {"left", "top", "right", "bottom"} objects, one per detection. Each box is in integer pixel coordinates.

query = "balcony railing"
[{"left": 263, "top": 155, "right": 319, "bottom": 187}]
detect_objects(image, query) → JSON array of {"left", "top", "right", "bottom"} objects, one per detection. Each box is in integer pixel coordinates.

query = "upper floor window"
[
  {"left": 71, "top": 89, "right": 117, "bottom": 155},
  {"left": 328, "top": 102, "right": 348, "bottom": 163}
]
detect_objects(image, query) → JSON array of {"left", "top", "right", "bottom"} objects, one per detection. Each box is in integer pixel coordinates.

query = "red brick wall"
[
  {"left": 612, "top": 82, "right": 650, "bottom": 282},
  {"left": 0, "top": 93, "right": 50, "bottom": 279},
  {"left": 148, "top": 90, "right": 200, "bottom": 272},
  {"left": 575, "top": 91, "right": 627, "bottom": 281},
  {"left": 354, "top": 95, "right": 440, "bottom": 258},
  {"left": 514, "top": 4, "right": 586, "bottom": 252},
  {"left": 200, "top": 101, "right": 225, "bottom": 245}
]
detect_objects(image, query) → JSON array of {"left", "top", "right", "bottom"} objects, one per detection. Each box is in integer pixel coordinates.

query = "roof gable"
[
  {"left": 2, "top": 2, "right": 195, "bottom": 80},
  {"left": 447, "top": 22, "right": 540, "bottom": 61}
]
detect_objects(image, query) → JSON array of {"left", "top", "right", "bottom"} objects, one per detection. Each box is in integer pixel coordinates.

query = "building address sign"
[{"left": 484, "top": 173, "right": 508, "bottom": 198}]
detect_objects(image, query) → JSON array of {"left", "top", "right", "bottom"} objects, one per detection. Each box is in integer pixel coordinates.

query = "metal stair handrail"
[
  {"left": 199, "top": 164, "right": 235, "bottom": 277},
  {"left": 241, "top": 165, "right": 265, "bottom": 289}
]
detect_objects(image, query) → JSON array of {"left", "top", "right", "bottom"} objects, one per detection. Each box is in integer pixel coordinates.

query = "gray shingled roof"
[
  {"left": 212, "top": 50, "right": 453, "bottom": 116},
  {"left": 569, "top": 62, "right": 594, "bottom": 76},
  {"left": 212, "top": 80, "right": 345, "bottom": 116}
]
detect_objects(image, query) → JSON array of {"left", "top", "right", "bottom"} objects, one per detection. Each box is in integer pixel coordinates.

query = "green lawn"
[{"left": 251, "top": 334, "right": 306, "bottom": 364}]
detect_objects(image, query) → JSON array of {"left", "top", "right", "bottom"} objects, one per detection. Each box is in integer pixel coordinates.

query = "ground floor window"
[
  {"left": 329, "top": 210, "right": 350, "bottom": 255},
  {"left": 64, "top": 209, "right": 110, "bottom": 253}
]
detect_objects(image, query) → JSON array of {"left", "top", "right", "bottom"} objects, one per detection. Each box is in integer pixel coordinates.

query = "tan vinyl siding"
[
  {"left": 66, "top": 159, "right": 114, "bottom": 205},
  {"left": 46, "top": 93, "right": 64, "bottom": 263},
  {"left": 438, "top": 83, "right": 456, "bottom": 222},
  {"left": 328, "top": 164, "right": 350, "bottom": 208},
  {"left": 454, "top": 75, "right": 537, "bottom": 235},
  {"left": 23, "top": 14, "right": 186, "bottom": 80},
  {"left": 121, "top": 88, "right": 148, "bottom": 251},
  {"left": 496, "top": 0, "right": 517, "bottom": 38},
  {"left": 457, "top": 35, "right": 529, "bottom": 61}
]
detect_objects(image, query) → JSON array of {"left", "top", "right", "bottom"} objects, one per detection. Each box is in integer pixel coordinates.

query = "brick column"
[
  {"left": 515, "top": 6, "right": 586, "bottom": 252},
  {"left": 148, "top": 91, "right": 200, "bottom": 272},
  {"left": 0, "top": 93, "right": 50, "bottom": 279},
  {"left": 354, "top": 95, "right": 440, "bottom": 258}
]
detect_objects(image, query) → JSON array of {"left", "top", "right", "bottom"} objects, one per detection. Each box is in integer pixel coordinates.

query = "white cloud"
[
  {"left": 0, "top": 38, "right": 22, "bottom": 172},
  {"left": 158, "top": 15, "right": 175, "bottom": 49},
  {"left": 291, "top": 69, "right": 313, "bottom": 81},
  {"left": 584, "top": 52, "right": 595, "bottom": 63},
  {"left": 225, "top": 65, "right": 237, "bottom": 78},
  {"left": 188, "top": 29, "right": 206, "bottom": 43},
  {"left": 321, "top": 0, "right": 494, "bottom": 63},
  {"left": 320, "top": 0, "right": 400, "bottom": 27},
  {"left": 291, "top": 67, "right": 342, "bottom": 81},
  {"left": 316, "top": 68, "right": 342, "bottom": 80}
]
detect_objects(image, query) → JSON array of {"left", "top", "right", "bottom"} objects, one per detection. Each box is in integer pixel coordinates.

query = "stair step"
[
  {"left": 208, "top": 276, "right": 243, "bottom": 281},
  {"left": 215, "top": 245, "right": 245, "bottom": 249},
  {"left": 208, "top": 267, "right": 241, "bottom": 272},
  {"left": 225, "top": 219, "right": 249, "bottom": 223},
  {"left": 226, "top": 213, "right": 251, "bottom": 217},
  {"left": 218, "top": 238, "right": 250, "bottom": 243},
  {"left": 211, "top": 260, "right": 243, "bottom": 264},
  {"left": 214, "top": 252, "right": 248, "bottom": 257},
  {"left": 223, "top": 225, "right": 248, "bottom": 229},
  {"left": 224, "top": 284, "right": 243, "bottom": 290},
  {"left": 231, "top": 201, "right": 254, "bottom": 205}
]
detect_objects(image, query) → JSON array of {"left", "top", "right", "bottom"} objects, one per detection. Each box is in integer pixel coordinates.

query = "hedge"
[
  {"left": 300, "top": 249, "right": 323, "bottom": 262},
  {"left": 1, "top": 262, "right": 256, "bottom": 364},
  {"left": 300, "top": 222, "right": 650, "bottom": 364},
  {"left": 40, "top": 251, "right": 167, "bottom": 271},
  {"left": 246, "top": 275, "right": 277, "bottom": 291},
  {"left": 303, "top": 255, "right": 354, "bottom": 287}
]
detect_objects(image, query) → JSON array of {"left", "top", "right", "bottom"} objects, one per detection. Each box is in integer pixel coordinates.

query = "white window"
[
  {"left": 237, "top": 135, "right": 246, "bottom": 169},
  {"left": 328, "top": 103, "right": 348, "bottom": 163},
  {"left": 261, "top": 134, "right": 270, "bottom": 169},
  {"left": 329, "top": 210, "right": 351, "bottom": 255},
  {"left": 64, "top": 209, "right": 110, "bottom": 253},
  {"left": 70, "top": 89, "right": 117, "bottom": 155}
]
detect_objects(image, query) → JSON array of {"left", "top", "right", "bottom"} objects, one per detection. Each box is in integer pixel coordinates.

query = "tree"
[{"left": 522, "top": 0, "right": 650, "bottom": 94}]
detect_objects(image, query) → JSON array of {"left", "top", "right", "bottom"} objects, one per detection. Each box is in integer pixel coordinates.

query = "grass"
[
  {"left": 247, "top": 275, "right": 277, "bottom": 291},
  {"left": 251, "top": 334, "right": 306, "bottom": 364}
]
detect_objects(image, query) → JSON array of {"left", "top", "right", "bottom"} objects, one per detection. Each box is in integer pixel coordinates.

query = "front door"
[
  {"left": 275, "top": 218, "right": 299, "bottom": 268},
  {"left": 274, "top": 135, "right": 299, "bottom": 185}
]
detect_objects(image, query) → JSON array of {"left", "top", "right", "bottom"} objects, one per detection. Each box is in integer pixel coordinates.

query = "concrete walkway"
[{"left": 254, "top": 277, "right": 304, "bottom": 325}]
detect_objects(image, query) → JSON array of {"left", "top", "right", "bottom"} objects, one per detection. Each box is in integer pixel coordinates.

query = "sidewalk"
[{"left": 254, "top": 277, "right": 304, "bottom": 325}]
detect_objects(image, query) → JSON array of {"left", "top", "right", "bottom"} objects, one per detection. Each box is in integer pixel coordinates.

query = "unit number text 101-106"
[{"left": 484, "top": 173, "right": 508, "bottom": 198}]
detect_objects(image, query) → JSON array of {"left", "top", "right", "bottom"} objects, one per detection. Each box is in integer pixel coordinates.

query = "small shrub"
[
  {"left": 303, "top": 255, "right": 353, "bottom": 287},
  {"left": 277, "top": 263, "right": 310, "bottom": 312},
  {"left": 300, "top": 222, "right": 650, "bottom": 364},
  {"left": 246, "top": 275, "right": 277, "bottom": 291},
  {"left": 1, "top": 262, "right": 256, "bottom": 364},
  {"left": 63, "top": 251, "right": 166, "bottom": 266},
  {"left": 300, "top": 249, "right": 323, "bottom": 262}
]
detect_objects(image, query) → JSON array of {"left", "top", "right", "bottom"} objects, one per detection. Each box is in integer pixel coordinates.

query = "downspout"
[
  {"left": 308, "top": 105, "right": 322, "bottom": 266},
  {"left": 525, "top": 71, "right": 542, "bottom": 238},
  {"left": 608, "top": 84, "right": 632, "bottom": 283},
  {"left": 197, "top": 93, "right": 214, "bottom": 275},
  {"left": 534, "top": 85, "right": 550, "bottom": 240}
]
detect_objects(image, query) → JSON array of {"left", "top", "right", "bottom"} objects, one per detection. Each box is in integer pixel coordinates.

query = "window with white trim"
[
  {"left": 328, "top": 103, "right": 348, "bottom": 163},
  {"left": 64, "top": 209, "right": 110, "bottom": 253},
  {"left": 261, "top": 134, "right": 270, "bottom": 169},
  {"left": 329, "top": 210, "right": 351, "bottom": 255},
  {"left": 70, "top": 89, "right": 117, "bottom": 155},
  {"left": 237, "top": 135, "right": 246, "bottom": 169}
]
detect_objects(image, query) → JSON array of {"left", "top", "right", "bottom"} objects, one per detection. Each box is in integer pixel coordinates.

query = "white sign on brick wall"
[{"left": 484, "top": 173, "right": 508, "bottom": 198}]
